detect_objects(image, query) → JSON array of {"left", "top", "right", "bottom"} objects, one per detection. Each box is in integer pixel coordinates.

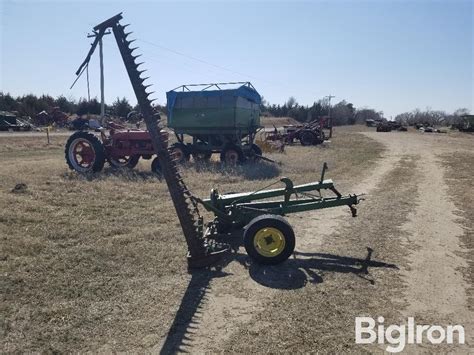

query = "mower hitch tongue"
[{"left": 74, "top": 13, "right": 362, "bottom": 268}]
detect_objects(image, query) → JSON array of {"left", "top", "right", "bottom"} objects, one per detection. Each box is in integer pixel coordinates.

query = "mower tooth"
[
  {"left": 143, "top": 84, "right": 153, "bottom": 89},
  {"left": 146, "top": 91, "right": 156, "bottom": 96},
  {"left": 102, "top": 17, "right": 214, "bottom": 267},
  {"left": 122, "top": 24, "right": 131, "bottom": 29}
]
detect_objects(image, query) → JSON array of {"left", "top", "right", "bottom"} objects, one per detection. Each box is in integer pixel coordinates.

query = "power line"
[{"left": 137, "top": 38, "right": 275, "bottom": 85}]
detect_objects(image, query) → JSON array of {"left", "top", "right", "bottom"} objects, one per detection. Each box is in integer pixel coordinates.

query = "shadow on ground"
[
  {"left": 158, "top": 244, "right": 397, "bottom": 353},
  {"left": 248, "top": 248, "right": 398, "bottom": 290}
]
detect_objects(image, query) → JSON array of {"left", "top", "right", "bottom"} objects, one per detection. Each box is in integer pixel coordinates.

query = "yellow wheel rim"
[{"left": 253, "top": 227, "right": 286, "bottom": 258}]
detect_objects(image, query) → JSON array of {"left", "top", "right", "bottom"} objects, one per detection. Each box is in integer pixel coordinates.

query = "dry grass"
[
  {"left": 260, "top": 116, "right": 301, "bottom": 128},
  {"left": 0, "top": 126, "right": 384, "bottom": 352}
]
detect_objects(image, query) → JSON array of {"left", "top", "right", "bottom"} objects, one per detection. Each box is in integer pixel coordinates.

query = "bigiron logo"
[{"left": 355, "top": 316, "right": 465, "bottom": 353}]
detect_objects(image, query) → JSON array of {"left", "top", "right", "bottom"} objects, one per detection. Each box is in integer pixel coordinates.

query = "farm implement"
[
  {"left": 167, "top": 82, "right": 263, "bottom": 165},
  {"left": 65, "top": 121, "right": 167, "bottom": 173},
  {"left": 265, "top": 117, "right": 328, "bottom": 146},
  {"left": 72, "top": 13, "right": 362, "bottom": 267},
  {"left": 196, "top": 163, "right": 361, "bottom": 264}
]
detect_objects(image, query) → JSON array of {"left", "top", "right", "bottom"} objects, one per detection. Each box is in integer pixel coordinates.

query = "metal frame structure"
[
  {"left": 197, "top": 163, "right": 360, "bottom": 232},
  {"left": 73, "top": 13, "right": 362, "bottom": 267}
]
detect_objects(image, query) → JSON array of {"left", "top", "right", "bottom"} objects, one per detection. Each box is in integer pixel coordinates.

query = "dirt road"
[{"left": 156, "top": 131, "right": 473, "bottom": 353}]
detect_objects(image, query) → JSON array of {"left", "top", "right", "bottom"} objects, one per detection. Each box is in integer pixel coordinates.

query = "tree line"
[
  {"left": 0, "top": 92, "right": 163, "bottom": 122},
  {"left": 261, "top": 96, "right": 384, "bottom": 126},
  {"left": 1, "top": 91, "right": 470, "bottom": 127},
  {"left": 394, "top": 108, "right": 470, "bottom": 126},
  {"left": 261, "top": 97, "right": 470, "bottom": 126}
]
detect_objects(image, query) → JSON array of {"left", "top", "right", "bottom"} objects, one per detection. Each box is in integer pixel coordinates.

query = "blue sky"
[{"left": 1, "top": 0, "right": 472, "bottom": 118}]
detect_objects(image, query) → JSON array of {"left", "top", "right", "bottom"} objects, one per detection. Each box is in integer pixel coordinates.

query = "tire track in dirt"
[
  {"left": 156, "top": 131, "right": 473, "bottom": 353},
  {"left": 364, "top": 132, "right": 473, "bottom": 352},
  {"left": 154, "top": 133, "right": 401, "bottom": 353}
]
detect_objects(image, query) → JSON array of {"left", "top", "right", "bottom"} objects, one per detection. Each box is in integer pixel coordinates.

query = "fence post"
[{"left": 46, "top": 127, "right": 50, "bottom": 144}]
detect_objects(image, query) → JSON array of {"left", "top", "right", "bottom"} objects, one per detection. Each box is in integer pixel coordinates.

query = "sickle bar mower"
[
  {"left": 74, "top": 13, "right": 226, "bottom": 267},
  {"left": 74, "top": 14, "right": 362, "bottom": 267},
  {"left": 196, "top": 163, "right": 362, "bottom": 264}
]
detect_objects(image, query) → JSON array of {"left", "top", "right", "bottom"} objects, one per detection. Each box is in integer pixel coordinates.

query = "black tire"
[
  {"left": 243, "top": 214, "right": 295, "bottom": 265},
  {"left": 170, "top": 143, "right": 190, "bottom": 164},
  {"left": 220, "top": 144, "right": 244, "bottom": 165},
  {"left": 65, "top": 131, "right": 105, "bottom": 173},
  {"left": 313, "top": 130, "right": 325, "bottom": 145},
  {"left": 108, "top": 155, "right": 140, "bottom": 169},
  {"left": 299, "top": 130, "right": 316, "bottom": 146},
  {"left": 192, "top": 143, "right": 212, "bottom": 161},
  {"left": 151, "top": 157, "right": 162, "bottom": 176}
]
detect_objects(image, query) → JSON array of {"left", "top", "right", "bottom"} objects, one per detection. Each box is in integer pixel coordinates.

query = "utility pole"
[
  {"left": 325, "top": 94, "right": 335, "bottom": 138},
  {"left": 87, "top": 30, "right": 111, "bottom": 125}
]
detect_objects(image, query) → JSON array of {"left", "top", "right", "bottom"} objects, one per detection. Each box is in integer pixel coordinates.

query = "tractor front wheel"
[
  {"left": 65, "top": 131, "right": 105, "bottom": 173},
  {"left": 151, "top": 157, "right": 162, "bottom": 176},
  {"left": 243, "top": 214, "right": 295, "bottom": 265},
  {"left": 170, "top": 143, "right": 190, "bottom": 164},
  {"left": 220, "top": 145, "right": 244, "bottom": 165},
  {"left": 109, "top": 155, "right": 140, "bottom": 169}
]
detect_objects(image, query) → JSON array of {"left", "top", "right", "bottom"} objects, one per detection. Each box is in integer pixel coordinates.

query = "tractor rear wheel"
[
  {"left": 220, "top": 145, "right": 244, "bottom": 165},
  {"left": 109, "top": 155, "right": 140, "bottom": 169},
  {"left": 243, "top": 214, "right": 295, "bottom": 265},
  {"left": 65, "top": 131, "right": 105, "bottom": 173},
  {"left": 300, "top": 130, "right": 316, "bottom": 146},
  {"left": 170, "top": 143, "right": 190, "bottom": 164}
]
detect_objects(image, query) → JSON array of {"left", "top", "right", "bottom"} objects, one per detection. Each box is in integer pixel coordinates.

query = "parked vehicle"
[
  {"left": 265, "top": 118, "right": 326, "bottom": 146},
  {"left": 166, "top": 82, "right": 263, "bottom": 164},
  {"left": 69, "top": 117, "right": 90, "bottom": 131},
  {"left": 65, "top": 121, "right": 168, "bottom": 173},
  {"left": 0, "top": 111, "right": 32, "bottom": 131}
]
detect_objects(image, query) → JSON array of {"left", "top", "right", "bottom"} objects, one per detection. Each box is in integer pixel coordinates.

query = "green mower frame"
[{"left": 195, "top": 163, "right": 362, "bottom": 265}]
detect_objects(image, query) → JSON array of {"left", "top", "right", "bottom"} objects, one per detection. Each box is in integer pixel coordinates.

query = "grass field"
[
  {"left": 1, "top": 126, "right": 472, "bottom": 353},
  {"left": 0, "top": 127, "right": 382, "bottom": 352}
]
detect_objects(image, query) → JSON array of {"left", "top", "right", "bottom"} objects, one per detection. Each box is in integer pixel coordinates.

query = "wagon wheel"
[
  {"left": 109, "top": 155, "right": 140, "bottom": 169},
  {"left": 299, "top": 130, "right": 316, "bottom": 146},
  {"left": 170, "top": 143, "right": 190, "bottom": 164},
  {"left": 220, "top": 145, "right": 244, "bottom": 165},
  {"left": 65, "top": 131, "right": 105, "bottom": 173},
  {"left": 243, "top": 214, "right": 295, "bottom": 265},
  {"left": 192, "top": 143, "right": 212, "bottom": 161}
]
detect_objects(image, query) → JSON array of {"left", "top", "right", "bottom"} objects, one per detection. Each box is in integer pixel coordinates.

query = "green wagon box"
[{"left": 166, "top": 82, "right": 263, "bottom": 164}]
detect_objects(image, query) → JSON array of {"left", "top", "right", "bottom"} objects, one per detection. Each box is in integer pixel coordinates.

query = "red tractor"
[{"left": 65, "top": 121, "right": 168, "bottom": 174}]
